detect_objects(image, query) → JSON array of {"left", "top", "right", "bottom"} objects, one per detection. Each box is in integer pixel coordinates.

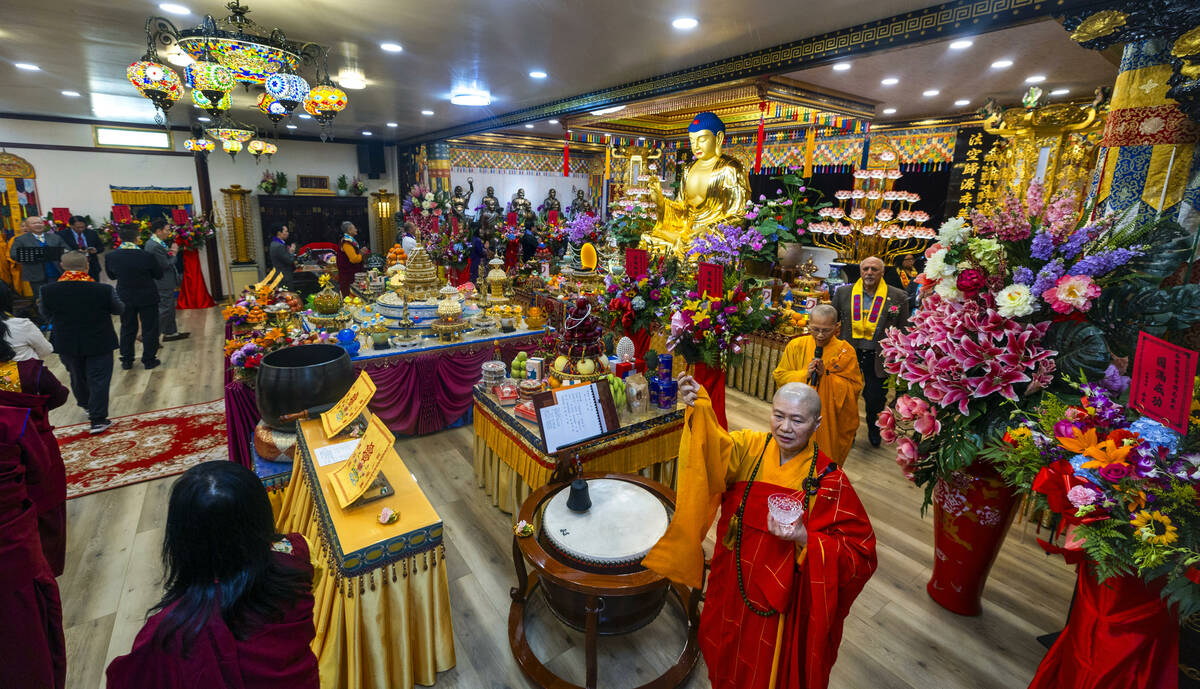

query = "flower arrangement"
[
  {"left": 666, "top": 273, "right": 775, "bottom": 368},
  {"left": 602, "top": 255, "right": 679, "bottom": 335},
  {"left": 349, "top": 176, "right": 368, "bottom": 196},
  {"left": 686, "top": 223, "right": 768, "bottom": 266},
  {"left": 258, "top": 170, "right": 277, "bottom": 194},
  {"left": 985, "top": 380, "right": 1200, "bottom": 617},
  {"left": 878, "top": 293, "right": 1056, "bottom": 501},
  {"left": 98, "top": 218, "right": 151, "bottom": 249},
  {"left": 740, "top": 173, "right": 831, "bottom": 260},
  {"left": 425, "top": 219, "right": 469, "bottom": 268},
  {"left": 564, "top": 213, "right": 604, "bottom": 246},
  {"left": 169, "top": 214, "right": 216, "bottom": 251},
  {"left": 607, "top": 199, "right": 656, "bottom": 248}
]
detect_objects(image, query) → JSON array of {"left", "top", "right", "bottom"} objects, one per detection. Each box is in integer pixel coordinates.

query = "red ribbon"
[
  {"left": 753, "top": 101, "right": 767, "bottom": 174},
  {"left": 563, "top": 130, "right": 570, "bottom": 176}
]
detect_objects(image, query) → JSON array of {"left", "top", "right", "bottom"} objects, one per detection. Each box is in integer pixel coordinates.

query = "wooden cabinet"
[{"left": 257, "top": 195, "right": 371, "bottom": 252}]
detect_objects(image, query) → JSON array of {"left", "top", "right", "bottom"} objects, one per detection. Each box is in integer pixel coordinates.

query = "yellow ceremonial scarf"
[{"left": 850, "top": 279, "right": 886, "bottom": 340}]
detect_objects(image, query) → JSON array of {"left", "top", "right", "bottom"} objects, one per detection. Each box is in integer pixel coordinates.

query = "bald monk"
[
  {"left": 643, "top": 379, "right": 876, "bottom": 689},
  {"left": 772, "top": 304, "right": 863, "bottom": 465}
]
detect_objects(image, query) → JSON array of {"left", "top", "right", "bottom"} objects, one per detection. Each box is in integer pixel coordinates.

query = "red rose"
[{"left": 956, "top": 268, "right": 987, "bottom": 296}]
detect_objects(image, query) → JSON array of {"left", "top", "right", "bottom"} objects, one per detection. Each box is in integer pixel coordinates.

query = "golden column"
[
  {"left": 220, "top": 184, "right": 254, "bottom": 264},
  {"left": 370, "top": 188, "right": 398, "bottom": 251}
]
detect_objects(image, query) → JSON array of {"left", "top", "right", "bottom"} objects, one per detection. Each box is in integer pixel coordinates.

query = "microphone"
[{"left": 811, "top": 345, "right": 824, "bottom": 388}]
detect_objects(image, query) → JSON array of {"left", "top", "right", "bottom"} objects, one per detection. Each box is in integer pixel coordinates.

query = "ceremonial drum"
[
  {"left": 539, "top": 478, "right": 671, "bottom": 633},
  {"left": 510, "top": 473, "right": 700, "bottom": 689}
]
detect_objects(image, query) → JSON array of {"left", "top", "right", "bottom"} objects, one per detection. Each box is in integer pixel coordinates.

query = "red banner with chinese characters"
[
  {"left": 548, "top": 210, "right": 558, "bottom": 225},
  {"left": 171, "top": 207, "right": 189, "bottom": 224},
  {"left": 51, "top": 207, "right": 70, "bottom": 224},
  {"left": 698, "top": 262, "right": 723, "bottom": 298},
  {"left": 1129, "top": 332, "right": 1197, "bottom": 434},
  {"left": 506, "top": 211, "right": 518, "bottom": 226},
  {"left": 112, "top": 205, "right": 132, "bottom": 223},
  {"left": 625, "top": 248, "right": 649, "bottom": 279}
]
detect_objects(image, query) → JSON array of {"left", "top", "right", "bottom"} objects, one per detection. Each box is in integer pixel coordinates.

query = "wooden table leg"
[{"left": 584, "top": 595, "right": 603, "bottom": 689}]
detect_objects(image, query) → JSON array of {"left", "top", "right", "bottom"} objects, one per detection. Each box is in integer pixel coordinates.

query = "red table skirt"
[
  {"left": 177, "top": 249, "right": 215, "bottom": 309},
  {"left": 225, "top": 335, "right": 541, "bottom": 468}
]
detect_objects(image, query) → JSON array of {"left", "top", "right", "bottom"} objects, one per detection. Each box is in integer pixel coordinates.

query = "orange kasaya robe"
[
  {"left": 642, "top": 389, "right": 876, "bottom": 689},
  {"left": 0, "top": 235, "right": 33, "bottom": 297},
  {"left": 772, "top": 335, "right": 863, "bottom": 465}
]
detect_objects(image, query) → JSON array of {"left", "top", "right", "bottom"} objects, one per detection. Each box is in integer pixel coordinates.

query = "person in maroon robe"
[
  {"left": 0, "top": 404, "right": 66, "bottom": 689},
  {"left": 106, "top": 461, "right": 318, "bottom": 689},
  {"left": 0, "top": 321, "right": 69, "bottom": 575}
]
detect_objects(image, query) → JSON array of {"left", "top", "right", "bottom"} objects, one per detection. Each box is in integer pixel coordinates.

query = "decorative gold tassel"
[
  {"left": 369, "top": 570, "right": 375, "bottom": 592},
  {"left": 391, "top": 562, "right": 397, "bottom": 582}
]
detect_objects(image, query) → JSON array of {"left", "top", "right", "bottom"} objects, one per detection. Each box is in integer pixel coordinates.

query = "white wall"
[{"left": 0, "top": 118, "right": 399, "bottom": 287}]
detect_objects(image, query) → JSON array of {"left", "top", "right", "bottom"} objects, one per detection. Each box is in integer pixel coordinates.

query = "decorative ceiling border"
[{"left": 397, "top": 0, "right": 1110, "bottom": 146}]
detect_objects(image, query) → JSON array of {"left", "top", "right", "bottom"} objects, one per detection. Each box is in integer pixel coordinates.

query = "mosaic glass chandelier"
[
  {"left": 130, "top": 2, "right": 350, "bottom": 138},
  {"left": 205, "top": 116, "right": 256, "bottom": 145},
  {"left": 184, "top": 137, "right": 216, "bottom": 156},
  {"left": 222, "top": 139, "right": 244, "bottom": 160},
  {"left": 247, "top": 139, "right": 277, "bottom": 163}
]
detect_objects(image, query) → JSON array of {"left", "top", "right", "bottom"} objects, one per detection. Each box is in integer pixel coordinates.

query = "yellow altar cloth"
[
  {"left": 472, "top": 386, "right": 683, "bottom": 515},
  {"left": 276, "top": 418, "right": 456, "bottom": 689}
]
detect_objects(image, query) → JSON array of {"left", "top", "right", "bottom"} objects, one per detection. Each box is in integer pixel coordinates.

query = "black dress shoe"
[
  {"left": 162, "top": 332, "right": 191, "bottom": 342},
  {"left": 143, "top": 359, "right": 162, "bottom": 370},
  {"left": 121, "top": 361, "right": 133, "bottom": 370}
]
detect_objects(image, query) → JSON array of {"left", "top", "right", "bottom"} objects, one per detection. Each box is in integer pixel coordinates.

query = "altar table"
[
  {"left": 225, "top": 328, "right": 544, "bottom": 469},
  {"left": 275, "top": 417, "right": 456, "bottom": 689},
  {"left": 472, "top": 387, "right": 683, "bottom": 516}
]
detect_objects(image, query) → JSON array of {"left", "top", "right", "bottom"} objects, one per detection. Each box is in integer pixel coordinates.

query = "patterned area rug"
[{"left": 55, "top": 400, "right": 227, "bottom": 499}]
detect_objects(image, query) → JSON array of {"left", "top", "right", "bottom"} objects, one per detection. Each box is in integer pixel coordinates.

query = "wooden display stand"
[{"left": 508, "top": 472, "right": 701, "bottom": 689}]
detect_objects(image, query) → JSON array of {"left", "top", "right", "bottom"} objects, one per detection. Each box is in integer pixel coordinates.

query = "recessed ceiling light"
[
  {"left": 881, "top": 77, "right": 899, "bottom": 86},
  {"left": 386, "top": 121, "right": 398, "bottom": 127},
  {"left": 158, "top": 3, "right": 190, "bottom": 15},
  {"left": 298, "top": 113, "right": 311, "bottom": 119},
  {"left": 380, "top": 42, "right": 403, "bottom": 52},
  {"left": 421, "top": 109, "right": 434, "bottom": 116},
  {"left": 833, "top": 63, "right": 851, "bottom": 72},
  {"left": 548, "top": 119, "right": 559, "bottom": 124},
  {"left": 15, "top": 63, "right": 39, "bottom": 71},
  {"left": 949, "top": 39, "right": 973, "bottom": 50},
  {"left": 450, "top": 88, "right": 491, "bottom": 106},
  {"left": 285, "top": 124, "right": 297, "bottom": 129},
  {"left": 1025, "top": 74, "right": 1046, "bottom": 83},
  {"left": 923, "top": 89, "right": 940, "bottom": 97},
  {"left": 197, "top": 116, "right": 211, "bottom": 122},
  {"left": 529, "top": 70, "right": 547, "bottom": 79},
  {"left": 882, "top": 107, "right": 897, "bottom": 115},
  {"left": 362, "top": 131, "right": 372, "bottom": 136},
  {"left": 337, "top": 68, "right": 366, "bottom": 90},
  {"left": 61, "top": 90, "right": 80, "bottom": 97},
  {"left": 1050, "top": 88, "right": 1070, "bottom": 96},
  {"left": 991, "top": 59, "right": 1013, "bottom": 69},
  {"left": 954, "top": 99, "right": 971, "bottom": 106},
  {"left": 524, "top": 124, "right": 534, "bottom": 128},
  {"left": 672, "top": 17, "right": 698, "bottom": 30}
]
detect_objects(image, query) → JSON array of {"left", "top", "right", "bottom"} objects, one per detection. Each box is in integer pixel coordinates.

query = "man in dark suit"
[
  {"left": 267, "top": 223, "right": 295, "bottom": 290},
  {"left": 105, "top": 224, "right": 163, "bottom": 370},
  {"left": 40, "top": 251, "right": 123, "bottom": 434},
  {"left": 9, "top": 216, "right": 68, "bottom": 308},
  {"left": 57, "top": 215, "right": 104, "bottom": 281},
  {"left": 832, "top": 255, "right": 910, "bottom": 447},
  {"left": 145, "top": 220, "right": 188, "bottom": 342}
]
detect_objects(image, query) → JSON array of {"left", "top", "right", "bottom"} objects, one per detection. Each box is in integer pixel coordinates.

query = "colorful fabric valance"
[
  {"left": 109, "top": 185, "right": 194, "bottom": 206},
  {"left": 450, "top": 147, "right": 601, "bottom": 175},
  {"left": 877, "top": 127, "right": 958, "bottom": 170}
]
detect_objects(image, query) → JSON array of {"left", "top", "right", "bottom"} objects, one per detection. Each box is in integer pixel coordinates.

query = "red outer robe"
[
  {"left": 0, "top": 359, "right": 69, "bottom": 575},
  {"left": 106, "top": 533, "right": 319, "bottom": 689},
  {"left": 0, "top": 405, "right": 66, "bottom": 689},
  {"left": 703, "top": 457, "right": 877, "bottom": 689}
]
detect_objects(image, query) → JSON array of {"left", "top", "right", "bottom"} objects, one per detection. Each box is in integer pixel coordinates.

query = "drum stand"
[{"left": 508, "top": 472, "right": 702, "bottom": 689}]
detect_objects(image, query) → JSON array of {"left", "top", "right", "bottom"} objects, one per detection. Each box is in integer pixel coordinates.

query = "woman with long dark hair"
[
  {"left": 106, "top": 461, "right": 318, "bottom": 688},
  {"left": 0, "top": 319, "right": 69, "bottom": 575}
]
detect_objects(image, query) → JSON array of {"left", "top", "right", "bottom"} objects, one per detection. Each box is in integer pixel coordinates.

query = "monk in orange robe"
[
  {"left": 772, "top": 305, "right": 863, "bottom": 465},
  {"left": 643, "top": 379, "right": 876, "bottom": 689}
]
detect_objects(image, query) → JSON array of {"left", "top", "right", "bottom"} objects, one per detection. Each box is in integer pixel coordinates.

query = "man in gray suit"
[
  {"left": 146, "top": 220, "right": 189, "bottom": 342},
  {"left": 9, "top": 215, "right": 68, "bottom": 308},
  {"left": 832, "top": 256, "right": 910, "bottom": 447},
  {"left": 267, "top": 223, "right": 295, "bottom": 290}
]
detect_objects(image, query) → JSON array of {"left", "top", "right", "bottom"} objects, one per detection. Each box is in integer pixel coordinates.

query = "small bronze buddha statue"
[
  {"left": 541, "top": 188, "right": 561, "bottom": 219},
  {"left": 512, "top": 188, "right": 533, "bottom": 220},
  {"left": 569, "top": 189, "right": 592, "bottom": 218},
  {"left": 450, "top": 179, "right": 474, "bottom": 226},
  {"left": 479, "top": 186, "right": 502, "bottom": 230}
]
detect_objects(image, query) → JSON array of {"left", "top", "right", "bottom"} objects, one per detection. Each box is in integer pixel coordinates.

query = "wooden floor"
[{"left": 54, "top": 307, "right": 1074, "bottom": 689}]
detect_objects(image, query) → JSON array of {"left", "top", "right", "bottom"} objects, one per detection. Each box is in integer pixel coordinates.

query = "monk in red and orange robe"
[
  {"left": 643, "top": 379, "right": 876, "bottom": 689},
  {"left": 772, "top": 305, "right": 863, "bottom": 465}
]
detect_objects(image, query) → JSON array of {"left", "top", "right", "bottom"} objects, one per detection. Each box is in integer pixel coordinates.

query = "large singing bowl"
[{"left": 256, "top": 344, "right": 356, "bottom": 431}]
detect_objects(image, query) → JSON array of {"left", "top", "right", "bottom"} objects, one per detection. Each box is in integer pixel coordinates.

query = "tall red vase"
[
  {"left": 176, "top": 249, "right": 215, "bottom": 309},
  {"left": 927, "top": 460, "right": 1019, "bottom": 616},
  {"left": 1028, "top": 563, "right": 1177, "bottom": 689},
  {"left": 692, "top": 362, "right": 727, "bottom": 429}
]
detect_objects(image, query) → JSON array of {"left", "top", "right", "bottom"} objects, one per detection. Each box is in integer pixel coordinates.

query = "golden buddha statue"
[{"left": 647, "top": 111, "right": 750, "bottom": 255}]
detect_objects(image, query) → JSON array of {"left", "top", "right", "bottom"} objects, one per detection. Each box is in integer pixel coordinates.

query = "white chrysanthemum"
[
  {"left": 937, "top": 217, "right": 968, "bottom": 245},
  {"left": 923, "top": 248, "right": 956, "bottom": 281},
  {"left": 934, "top": 278, "right": 963, "bottom": 301},
  {"left": 996, "top": 284, "right": 1035, "bottom": 318}
]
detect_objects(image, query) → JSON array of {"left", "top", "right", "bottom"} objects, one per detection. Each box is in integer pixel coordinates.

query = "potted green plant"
[
  {"left": 275, "top": 171, "right": 289, "bottom": 196},
  {"left": 336, "top": 174, "right": 349, "bottom": 197},
  {"left": 764, "top": 172, "right": 831, "bottom": 267}
]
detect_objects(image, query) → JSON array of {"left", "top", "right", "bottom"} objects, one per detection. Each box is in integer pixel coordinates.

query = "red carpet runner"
[{"left": 55, "top": 400, "right": 227, "bottom": 499}]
